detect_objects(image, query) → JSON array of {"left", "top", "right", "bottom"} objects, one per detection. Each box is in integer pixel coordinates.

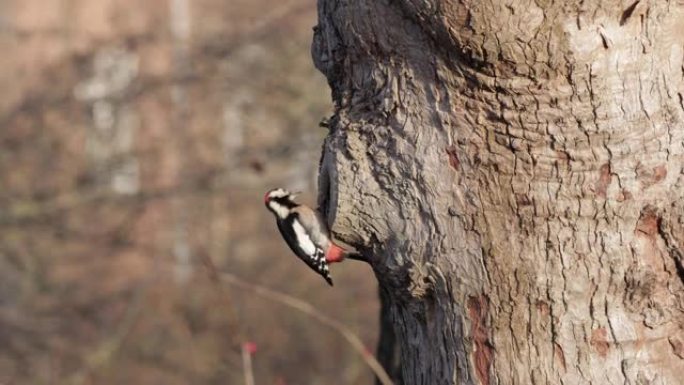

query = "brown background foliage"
[{"left": 0, "top": 1, "right": 379, "bottom": 384}]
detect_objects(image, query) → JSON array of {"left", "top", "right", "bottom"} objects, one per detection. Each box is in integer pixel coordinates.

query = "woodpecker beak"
[{"left": 290, "top": 191, "right": 302, "bottom": 200}]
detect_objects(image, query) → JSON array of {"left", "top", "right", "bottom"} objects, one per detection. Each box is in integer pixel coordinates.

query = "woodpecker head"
[{"left": 264, "top": 188, "right": 298, "bottom": 219}]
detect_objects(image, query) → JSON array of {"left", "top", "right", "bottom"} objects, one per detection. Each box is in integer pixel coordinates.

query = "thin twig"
[
  {"left": 219, "top": 272, "right": 394, "bottom": 385},
  {"left": 242, "top": 343, "right": 256, "bottom": 385}
]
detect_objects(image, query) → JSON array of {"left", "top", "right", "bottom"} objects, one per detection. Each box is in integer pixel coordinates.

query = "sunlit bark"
[{"left": 314, "top": 0, "right": 684, "bottom": 383}]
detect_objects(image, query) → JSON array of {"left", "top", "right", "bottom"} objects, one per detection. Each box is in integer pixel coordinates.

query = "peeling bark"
[{"left": 313, "top": 0, "right": 684, "bottom": 383}]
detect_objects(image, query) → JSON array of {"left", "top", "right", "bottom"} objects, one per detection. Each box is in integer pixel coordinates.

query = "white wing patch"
[{"left": 292, "top": 220, "right": 318, "bottom": 255}]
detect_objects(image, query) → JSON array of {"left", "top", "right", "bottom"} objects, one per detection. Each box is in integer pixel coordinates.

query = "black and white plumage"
[{"left": 264, "top": 188, "right": 341, "bottom": 286}]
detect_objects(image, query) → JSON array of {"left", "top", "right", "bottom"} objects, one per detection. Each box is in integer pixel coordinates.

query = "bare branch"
[{"left": 219, "top": 272, "right": 394, "bottom": 385}]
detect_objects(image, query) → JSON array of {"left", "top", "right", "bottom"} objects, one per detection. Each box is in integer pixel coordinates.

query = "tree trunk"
[
  {"left": 376, "top": 286, "right": 404, "bottom": 385},
  {"left": 313, "top": 0, "right": 684, "bottom": 384}
]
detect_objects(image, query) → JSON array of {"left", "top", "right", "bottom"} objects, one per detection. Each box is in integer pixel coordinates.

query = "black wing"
[{"left": 276, "top": 215, "right": 333, "bottom": 286}]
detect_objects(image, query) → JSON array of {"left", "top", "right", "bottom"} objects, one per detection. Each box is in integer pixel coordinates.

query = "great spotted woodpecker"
[{"left": 264, "top": 188, "right": 359, "bottom": 286}]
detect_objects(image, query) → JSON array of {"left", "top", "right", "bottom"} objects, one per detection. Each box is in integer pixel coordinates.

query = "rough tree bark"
[
  {"left": 376, "top": 286, "right": 404, "bottom": 385},
  {"left": 313, "top": 0, "right": 684, "bottom": 384}
]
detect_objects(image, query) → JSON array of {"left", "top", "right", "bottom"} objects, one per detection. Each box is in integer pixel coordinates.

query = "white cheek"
[{"left": 269, "top": 201, "right": 289, "bottom": 219}]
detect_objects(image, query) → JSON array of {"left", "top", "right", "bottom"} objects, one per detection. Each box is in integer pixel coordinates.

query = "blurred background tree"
[{"left": 0, "top": 1, "right": 379, "bottom": 384}]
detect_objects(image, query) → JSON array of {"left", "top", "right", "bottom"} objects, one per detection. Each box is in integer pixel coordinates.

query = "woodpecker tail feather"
[{"left": 343, "top": 251, "right": 367, "bottom": 262}]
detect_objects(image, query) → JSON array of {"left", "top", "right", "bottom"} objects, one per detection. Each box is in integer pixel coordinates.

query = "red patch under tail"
[{"left": 325, "top": 243, "right": 346, "bottom": 263}]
